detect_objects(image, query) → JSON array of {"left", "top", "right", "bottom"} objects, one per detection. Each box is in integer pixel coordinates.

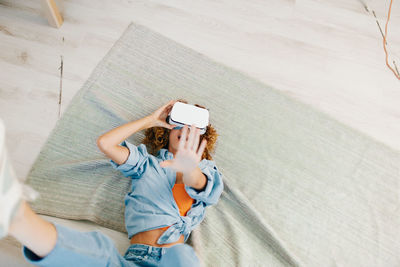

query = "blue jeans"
[{"left": 22, "top": 223, "right": 200, "bottom": 267}]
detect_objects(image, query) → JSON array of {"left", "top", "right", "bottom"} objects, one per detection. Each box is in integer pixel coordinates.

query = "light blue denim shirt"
[{"left": 109, "top": 140, "right": 224, "bottom": 245}]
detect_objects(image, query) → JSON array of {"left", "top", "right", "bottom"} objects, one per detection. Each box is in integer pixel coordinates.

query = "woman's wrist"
[
  {"left": 143, "top": 115, "right": 156, "bottom": 128},
  {"left": 145, "top": 114, "right": 171, "bottom": 129},
  {"left": 182, "top": 167, "right": 207, "bottom": 190}
]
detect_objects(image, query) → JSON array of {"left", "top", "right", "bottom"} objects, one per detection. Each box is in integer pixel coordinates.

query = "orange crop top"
[{"left": 159, "top": 183, "right": 194, "bottom": 231}]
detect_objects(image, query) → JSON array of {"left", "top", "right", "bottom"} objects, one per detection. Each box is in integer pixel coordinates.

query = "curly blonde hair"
[{"left": 143, "top": 99, "right": 218, "bottom": 160}]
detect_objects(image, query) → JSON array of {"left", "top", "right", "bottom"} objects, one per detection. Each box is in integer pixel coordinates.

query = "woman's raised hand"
[
  {"left": 149, "top": 100, "right": 177, "bottom": 129},
  {"left": 160, "top": 125, "right": 207, "bottom": 175}
]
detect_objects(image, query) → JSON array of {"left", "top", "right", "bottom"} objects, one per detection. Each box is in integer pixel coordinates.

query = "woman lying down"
[{"left": 0, "top": 99, "right": 224, "bottom": 266}]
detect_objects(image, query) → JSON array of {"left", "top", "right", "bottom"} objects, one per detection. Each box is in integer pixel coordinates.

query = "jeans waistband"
[{"left": 126, "top": 243, "right": 167, "bottom": 258}]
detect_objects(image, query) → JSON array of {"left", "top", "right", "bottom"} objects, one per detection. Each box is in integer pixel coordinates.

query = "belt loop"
[{"left": 148, "top": 246, "right": 152, "bottom": 254}]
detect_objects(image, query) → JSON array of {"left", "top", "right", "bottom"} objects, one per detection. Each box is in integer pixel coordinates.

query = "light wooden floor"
[{"left": 0, "top": 0, "right": 399, "bottom": 181}]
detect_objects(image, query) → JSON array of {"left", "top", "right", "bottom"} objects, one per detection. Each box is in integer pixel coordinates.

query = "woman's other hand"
[
  {"left": 149, "top": 100, "right": 177, "bottom": 129},
  {"left": 160, "top": 125, "right": 207, "bottom": 178}
]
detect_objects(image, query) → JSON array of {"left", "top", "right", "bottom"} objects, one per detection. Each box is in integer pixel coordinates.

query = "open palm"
[{"left": 160, "top": 125, "right": 207, "bottom": 174}]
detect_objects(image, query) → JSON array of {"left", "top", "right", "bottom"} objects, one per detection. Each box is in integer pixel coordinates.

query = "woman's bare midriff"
[
  {"left": 130, "top": 228, "right": 185, "bottom": 247},
  {"left": 130, "top": 174, "right": 186, "bottom": 247}
]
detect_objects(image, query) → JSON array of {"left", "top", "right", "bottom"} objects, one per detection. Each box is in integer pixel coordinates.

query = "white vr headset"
[{"left": 166, "top": 102, "right": 209, "bottom": 134}]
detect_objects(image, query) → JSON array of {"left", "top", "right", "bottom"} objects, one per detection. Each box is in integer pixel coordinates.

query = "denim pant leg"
[{"left": 22, "top": 223, "right": 138, "bottom": 267}]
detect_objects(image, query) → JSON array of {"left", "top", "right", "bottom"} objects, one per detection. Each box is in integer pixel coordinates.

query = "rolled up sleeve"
[
  {"left": 185, "top": 160, "right": 224, "bottom": 206},
  {"left": 109, "top": 141, "right": 149, "bottom": 178}
]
